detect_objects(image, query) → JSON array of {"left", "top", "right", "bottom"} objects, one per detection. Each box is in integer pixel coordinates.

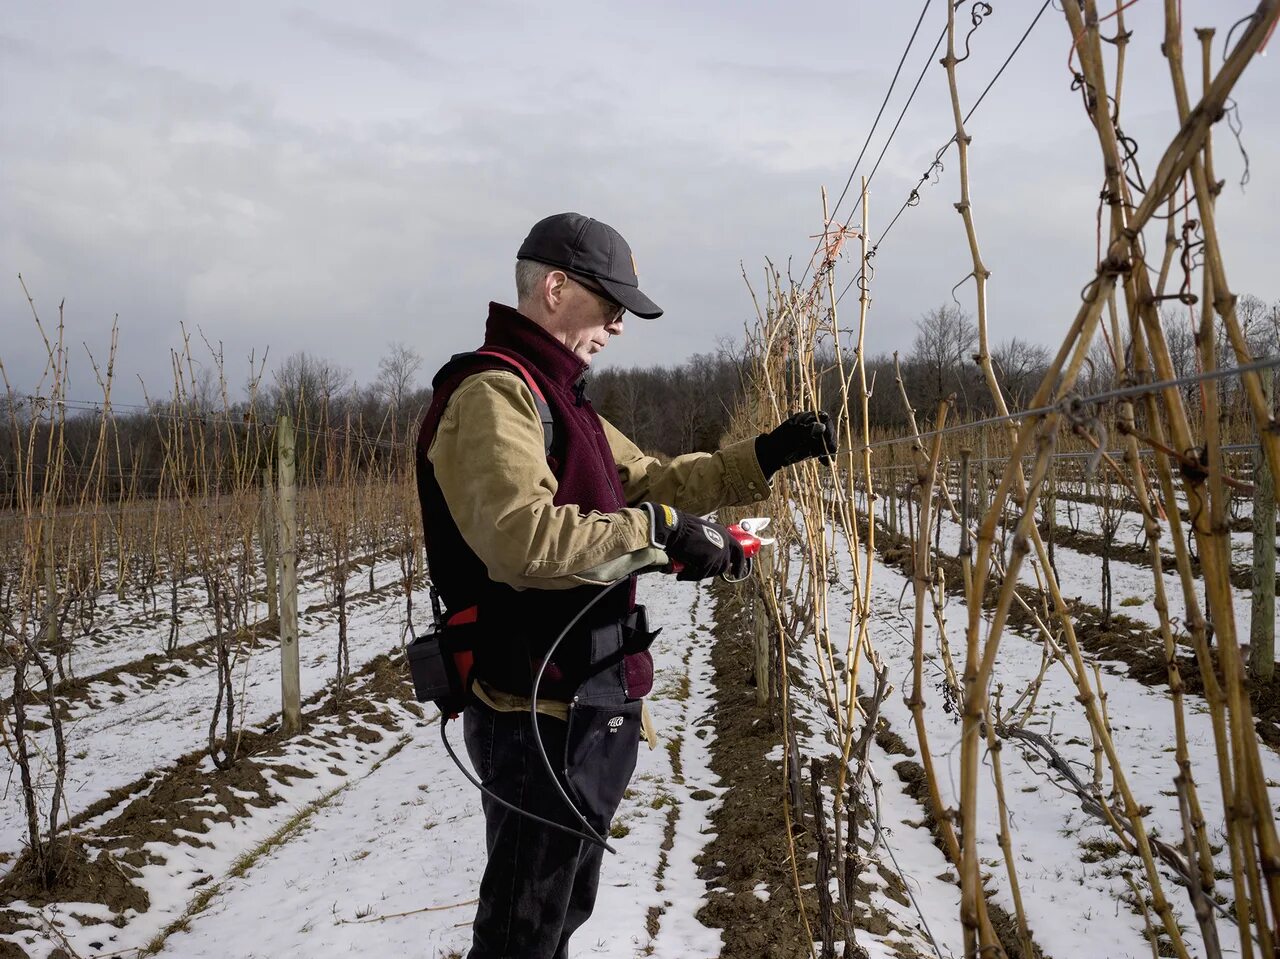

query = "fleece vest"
[{"left": 415, "top": 302, "right": 652, "bottom": 700}]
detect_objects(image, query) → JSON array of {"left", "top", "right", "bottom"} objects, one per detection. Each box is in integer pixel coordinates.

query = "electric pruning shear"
[{"left": 666, "top": 517, "right": 775, "bottom": 583}]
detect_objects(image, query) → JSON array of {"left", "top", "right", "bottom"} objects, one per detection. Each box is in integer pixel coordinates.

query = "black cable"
[
  {"left": 808, "top": 22, "right": 949, "bottom": 293},
  {"left": 438, "top": 575, "right": 630, "bottom": 854},
  {"left": 528, "top": 577, "right": 633, "bottom": 853},
  {"left": 843, "top": 23, "right": 951, "bottom": 236},
  {"left": 960, "top": 0, "right": 1052, "bottom": 130},
  {"left": 880, "top": 0, "right": 1052, "bottom": 248},
  {"left": 440, "top": 718, "right": 612, "bottom": 850}
]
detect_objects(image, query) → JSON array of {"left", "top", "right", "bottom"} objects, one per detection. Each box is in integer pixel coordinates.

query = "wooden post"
[
  {"left": 976, "top": 427, "right": 989, "bottom": 521},
  {"left": 262, "top": 467, "right": 278, "bottom": 623},
  {"left": 278, "top": 416, "right": 301, "bottom": 734},
  {"left": 44, "top": 519, "right": 59, "bottom": 653},
  {"left": 1250, "top": 373, "right": 1276, "bottom": 683},
  {"left": 753, "top": 544, "right": 773, "bottom": 707},
  {"left": 116, "top": 503, "right": 127, "bottom": 602},
  {"left": 887, "top": 447, "right": 898, "bottom": 538}
]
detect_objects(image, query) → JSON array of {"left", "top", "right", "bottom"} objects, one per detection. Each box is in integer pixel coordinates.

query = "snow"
[
  {"left": 811, "top": 514, "right": 1280, "bottom": 959},
  {"left": 2, "top": 574, "right": 727, "bottom": 959},
  {"left": 53, "top": 550, "right": 371, "bottom": 682},
  {"left": 1050, "top": 492, "right": 1258, "bottom": 567},
  {"left": 1, "top": 557, "right": 426, "bottom": 858},
  {"left": 864, "top": 485, "right": 1279, "bottom": 659},
  {"left": 5, "top": 486, "right": 1277, "bottom": 958}
]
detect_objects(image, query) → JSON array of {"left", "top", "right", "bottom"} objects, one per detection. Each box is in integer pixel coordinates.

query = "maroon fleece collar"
[{"left": 484, "top": 302, "right": 588, "bottom": 391}]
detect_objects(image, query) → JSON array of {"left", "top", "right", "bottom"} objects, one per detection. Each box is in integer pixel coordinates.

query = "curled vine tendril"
[{"left": 955, "top": 2, "right": 995, "bottom": 64}]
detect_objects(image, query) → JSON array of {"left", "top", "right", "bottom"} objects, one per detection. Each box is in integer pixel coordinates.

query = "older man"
[{"left": 415, "top": 212, "right": 835, "bottom": 958}]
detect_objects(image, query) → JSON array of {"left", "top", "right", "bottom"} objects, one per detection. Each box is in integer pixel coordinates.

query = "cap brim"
[{"left": 596, "top": 275, "right": 663, "bottom": 319}]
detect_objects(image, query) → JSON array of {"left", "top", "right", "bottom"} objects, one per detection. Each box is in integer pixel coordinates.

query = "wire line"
[
  {"left": 794, "top": 0, "right": 939, "bottom": 291},
  {"left": 863, "top": 354, "right": 1280, "bottom": 452},
  {"left": 831, "top": 0, "right": 1054, "bottom": 309},
  {"left": 830, "top": 0, "right": 935, "bottom": 223}
]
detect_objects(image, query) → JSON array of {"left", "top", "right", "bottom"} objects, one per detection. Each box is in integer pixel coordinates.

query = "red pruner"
[
  {"left": 721, "top": 517, "right": 775, "bottom": 582},
  {"left": 666, "top": 517, "right": 775, "bottom": 583}
]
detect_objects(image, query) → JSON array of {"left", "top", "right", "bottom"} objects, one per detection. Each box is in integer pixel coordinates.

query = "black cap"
[{"left": 517, "top": 212, "right": 663, "bottom": 319}]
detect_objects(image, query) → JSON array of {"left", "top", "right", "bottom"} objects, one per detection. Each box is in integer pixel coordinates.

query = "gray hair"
[{"left": 515, "top": 259, "right": 555, "bottom": 304}]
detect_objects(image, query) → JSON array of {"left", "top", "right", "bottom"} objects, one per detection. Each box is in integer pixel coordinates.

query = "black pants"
[{"left": 463, "top": 698, "right": 641, "bottom": 959}]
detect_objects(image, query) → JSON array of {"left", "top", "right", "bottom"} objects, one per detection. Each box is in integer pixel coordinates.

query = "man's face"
[{"left": 550, "top": 273, "right": 626, "bottom": 365}]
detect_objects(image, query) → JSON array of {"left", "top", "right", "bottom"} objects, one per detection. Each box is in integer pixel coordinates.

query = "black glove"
[
  {"left": 642, "top": 504, "right": 745, "bottom": 582},
  {"left": 755, "top": 411, "right": 838, "bottom": 478}
]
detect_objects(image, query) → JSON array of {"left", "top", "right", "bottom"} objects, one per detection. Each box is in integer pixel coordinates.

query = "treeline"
[
  {"left": 0, "top": 344, "right": 434, "bottom": 509},
  {"left": 598, "top": 293, "right": 1279, "bottom": 455},
  {"left": 4, "top": 295, "right": 1276, "bottom": 506}
]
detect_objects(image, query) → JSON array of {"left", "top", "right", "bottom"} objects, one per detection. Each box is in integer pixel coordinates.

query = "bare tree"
[
  {"left": 909, "top": 305, "right": 978, "bottom": 415},
  {"left": 991, "top": 337, "right": 1051, "bottom": 407},
  {"left": 1154, "top": 308, "right": 1199, "bottom": 403},
  {"left": 271, "top": 352, "right": 350, "bottom": 423},
  {"left": 1083, "top": 331, "right": 1117, "bottom": 394},
  {"left": 376, "top": 341, "right": 424, "bottom": 413}
]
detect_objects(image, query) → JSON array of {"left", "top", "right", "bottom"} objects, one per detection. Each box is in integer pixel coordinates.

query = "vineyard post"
[
  {"left": 1250, "top": 371, "right": 1276, "bottom": 683},
  {"left": 753, "top": 544, "right": 772, "bottom": 707},
  {"left": 43, "top": 519, "right": 59, "bottom": 658},
  {"left": 887, "top": 446, "right": 898, "bottom": 537},
  {"left": 262, "top": 466, "right": 278, "bottom": 623},
  {"left": 959, "top": 447, "right": 972, "bottom": 594},
  {"left": 116, "top": 497, "right": 127, "bottom": 602},
  {"left": 278, "top": 415, "right": 301, "bottom": 734},
  {"left": 976, "top": 427, "right": 989, "bottom": 520}
]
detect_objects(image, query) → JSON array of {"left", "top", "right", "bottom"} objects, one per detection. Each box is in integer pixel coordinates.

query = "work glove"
[
  {"left": 755, "top": 411, "right": 838, "bottom": 478},
  {"left": 641, "top": 504, "right": 746, "bottom": 582}
]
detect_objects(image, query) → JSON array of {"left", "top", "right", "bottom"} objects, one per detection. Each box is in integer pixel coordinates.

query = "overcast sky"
[{"left": 3, "top": 1, "right": 1277, "bottom": 405}]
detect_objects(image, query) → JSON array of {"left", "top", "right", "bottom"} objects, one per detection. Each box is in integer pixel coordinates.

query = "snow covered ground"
[
  {"left": 782, "top": 613, "right": 964, "bottom": 958},
  {"left": 805, "top": 512, "right": 1280, "bottom": 959},
  {"left": 1050, "top": 491, "right": 1260, "bottom": 567},
  {"left": 5, "top": 493, "right": 1277, "bottom": 958},
  {"left": 863, "top": 485, "right": 1278, "bottom": 657},
  {"left": 55, "top": 551, "right": 377, "bottom": 682},
  {"left": 933, "top": 503, "right": 1278, "bottom": 655},
  {"left": 0, "top": 556, "right": 423, "bottom": 859},
  {"left": 158, "top": 577, "right": 726, "bottom": 959},
  {"left": 2, "top": 575, "right": 729, "bottom": 959}
]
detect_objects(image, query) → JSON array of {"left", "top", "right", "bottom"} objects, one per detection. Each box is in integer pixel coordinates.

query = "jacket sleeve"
[
  {"left": 427, "top": 371, "right": 667, "bottom": 590},
  {"left": 599, "top": 416, "right": 771, "bottom": 514}
]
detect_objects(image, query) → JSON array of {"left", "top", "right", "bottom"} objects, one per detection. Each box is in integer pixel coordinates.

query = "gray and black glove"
[
  {"left": 642, "top": 504, "right": 745, "bottom": 582},
  {"left": 755, "top": 411, "right": 838, "bottom": 478}
]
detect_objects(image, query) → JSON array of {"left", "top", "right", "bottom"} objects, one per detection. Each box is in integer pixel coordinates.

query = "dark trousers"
[{"left": 462, "top": 698, "right": 641, "bottom": 959}]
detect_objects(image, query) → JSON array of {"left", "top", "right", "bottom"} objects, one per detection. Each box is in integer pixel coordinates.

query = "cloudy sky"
[{"left": 3, "top": 1, "right": 1277, "bottom": 404}]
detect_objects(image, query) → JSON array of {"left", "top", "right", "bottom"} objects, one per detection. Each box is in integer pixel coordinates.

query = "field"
[
  {"left": 5, "top": 3, "right": 1280, "bottom": 959},
  {"left": 1, "top": 455, "right": 1276, "bottom": 957}
]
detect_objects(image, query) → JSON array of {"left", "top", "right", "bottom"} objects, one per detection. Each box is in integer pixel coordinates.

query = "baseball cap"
[{"left": 517, "top": 212, "right": 663, "bottom": 319}]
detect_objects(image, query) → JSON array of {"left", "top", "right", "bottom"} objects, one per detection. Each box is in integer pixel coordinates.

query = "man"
[{"left": 415, "top": 212, "right": 835, "bottom": 958}]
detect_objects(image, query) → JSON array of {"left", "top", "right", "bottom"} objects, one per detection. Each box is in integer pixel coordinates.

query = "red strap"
[
  {"left": 475, "top": 349, "right": 547, "bottom": 404},
  {"left": 448, "top": 605, "right": 479, "bottom": 626}
]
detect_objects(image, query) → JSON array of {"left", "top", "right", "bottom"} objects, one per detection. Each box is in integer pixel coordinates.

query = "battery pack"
[{"left": 407, "top": 632, "right": 454, "bottom": 704}]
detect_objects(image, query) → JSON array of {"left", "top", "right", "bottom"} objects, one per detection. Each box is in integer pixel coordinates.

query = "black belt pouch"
[{"left": 563, "top": 698, "right": 643, "bottom": 834}]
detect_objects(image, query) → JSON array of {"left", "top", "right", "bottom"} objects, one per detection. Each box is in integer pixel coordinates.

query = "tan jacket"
[
  {"left": 427, "top": 369, "right": 770, "bottom": 722},
  {"left": 427, "top": 370, "right": 770, "bottom": 588}
]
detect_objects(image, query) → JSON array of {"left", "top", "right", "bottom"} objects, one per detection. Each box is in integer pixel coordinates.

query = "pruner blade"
[{"left": 736, "top": 517, "right": 775, "bottom": 546}]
